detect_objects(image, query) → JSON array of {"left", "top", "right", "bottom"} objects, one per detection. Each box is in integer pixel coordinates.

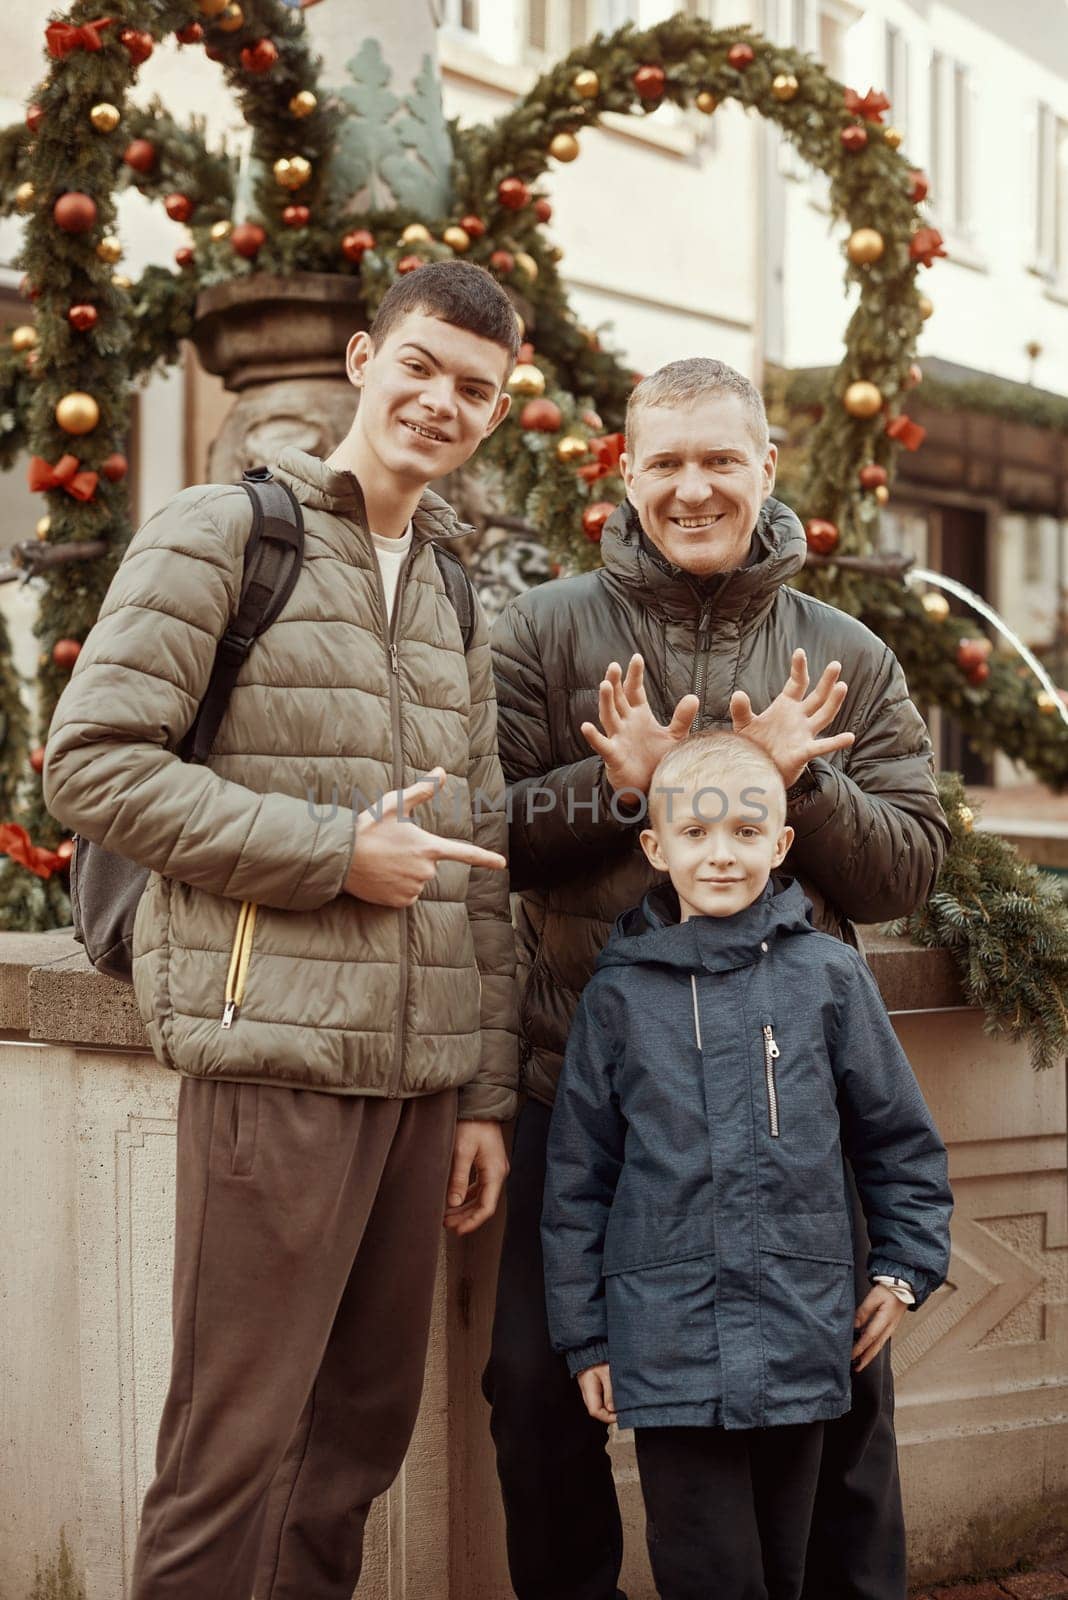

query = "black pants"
[
  {"left": 483, "top": 1098, "right": 907, "bottom": 1600},
  {"left": 636, "top": 1422, "right": 824, "bottom": 1600}
]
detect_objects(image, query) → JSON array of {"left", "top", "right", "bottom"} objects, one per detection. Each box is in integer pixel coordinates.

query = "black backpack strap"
[
  {"left": 433, "top": 544, "right": 476, "bottom": 653},
  {"left": 183, "top": 469, "right": 305, "bottom": 765}
]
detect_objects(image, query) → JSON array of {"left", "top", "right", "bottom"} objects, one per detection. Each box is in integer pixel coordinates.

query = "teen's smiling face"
[
  {"left": 621, "top": 391, "right": 777, "bottom": 576},
  {"left": 346, "top": 310, "right": 511, "bottom": 487}
]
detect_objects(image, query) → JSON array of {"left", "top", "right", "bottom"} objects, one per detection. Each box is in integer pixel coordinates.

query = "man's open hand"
[
  {"left": 443, "top": 1120, "right": 509, "bottom": 1236},
  {"left": 730, "top": 648, "right": 855, "bottom": 789},
  {"left": 343, "top": 767, "right": 506, "bottom": 907},
  {"left": 580, "top": 654, "right": 700, "bottom": 800}
]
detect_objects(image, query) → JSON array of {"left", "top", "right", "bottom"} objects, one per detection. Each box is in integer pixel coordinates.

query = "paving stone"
[
  {"left": 931, "top": 1584, "right": 1010, "bottom": 1600},
  {"left": 1000, "top": 1575, "right": 1068, "bottom": 1600}
]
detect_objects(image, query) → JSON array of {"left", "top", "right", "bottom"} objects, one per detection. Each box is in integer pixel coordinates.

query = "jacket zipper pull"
[
  {"left": 389, "top": 641, "right": 399, "bottom": 674},
  {"left": 221, "top": 999, "right": 237, "bottom": 1030},
  {"left": 763, "top": 1023, "right": 780, "bottom": 1059}
]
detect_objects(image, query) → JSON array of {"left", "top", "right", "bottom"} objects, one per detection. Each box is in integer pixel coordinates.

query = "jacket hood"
[
  {"left": 598, "top": 495, "right": 807, "bottom": 628},
  {"left": 597, "top": 875, "right": 814, "bottom": 976},
  {"left": 273, "top": 447, "right": 468, "bottom": 543}
]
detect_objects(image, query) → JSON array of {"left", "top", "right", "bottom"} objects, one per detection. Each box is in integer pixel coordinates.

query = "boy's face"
[
  {"left": 345, "top": 310, "right": 512, "bottom": 488},
  {"left": 640, "top": 769, "right": 793, "bottom": 921}
]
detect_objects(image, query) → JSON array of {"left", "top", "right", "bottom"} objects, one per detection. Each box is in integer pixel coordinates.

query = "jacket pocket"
[
  {"left": 604, "top": 1252, "right": 720, "bottom": 1412},
  {"left": 222, "top": 901, "right": 257, "bottom": 1029},
  {"left": 758, "top": 1212, "right": 854, "bottom": 1411},
  {"left": 228, "top": 1083, "right": 259, "bottom": 1177},
  {"left": 761, "top": 1019, "right": 781, "bottom": 1138}
]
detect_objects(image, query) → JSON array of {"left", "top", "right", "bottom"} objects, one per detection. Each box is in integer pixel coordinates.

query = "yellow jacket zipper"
[{"left": 222, "top": 900, "right": 258, "bottom": 1028}]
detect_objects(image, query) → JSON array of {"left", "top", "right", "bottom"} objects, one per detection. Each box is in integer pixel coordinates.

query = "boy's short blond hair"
[{"left": 647, "top": 729, "right": 786, "bottom": 829}]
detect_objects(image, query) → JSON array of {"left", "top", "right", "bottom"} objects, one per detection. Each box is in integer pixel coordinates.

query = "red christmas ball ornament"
[
  {"left": 176, "top": 21, "right": 204, "bottom": 42},
  {"left": 341, "top": 228, "right": 375, "bottom": 262},
  {"left": 53, "top": 192, "right": 97, "bottom": 234},
  {"left": 283, "top": 204, "right": 310, "bottom": 228},
  {"left": 165, "top": 192, "right": 194, "bottom": 223},
  {"left": 534, "top": 197, "right": 552, "bottom": 224},
  {"left": 520, "top": 399, "right": 563, "bottom": 433},
  {"left": 175, "top": 245, "right": 195, "bottom": 269},
  {"left": 52, "top": 638, "right": 81, "bottom": 671},
  {"left": 497, "top": 177, "right": 530, "bottom": 211},
  {"left": 633, "top": 63, "right": 666, "bottom": 100},
  {"left": 967, "top": 661, "right": 990, "bottom": 686},
  {"left": 204, "top": 44, "right": 223, "bottom": 61},
  {"left": 29, "top": 746, "right": 46, "bottom": 775},
  {"left": 231, "top": 222, "right": 266, "bottom": 259},
  {"left": 904, "top": 362, "right": 923, "bottom": 390},
  {"left": 459, "top": 214, "right": 486, "bottom": 239},
  {"left": 26, "top": 104, "right": 44, "bottom": 134},
  {"left": 241, "top": 38, "right": 279, "bottom": 72},
  {"left": 858, "top": 464, "right": 888, "bottom": 490},
  {"left": 805, "top": 518, "right": 840, "bottom": 555},
  {"left": 120, "top": 27, "right": 154, "bottom": 65},
  {"left": 841, "top": 125, "right": 868, "bottom": 153},
  {"left": 956, "top": 638, "right": 991, "bottom": 673},
  {"left": 582, "top": 501, "right": 615, "bottom": 543},
  {"left": 727, "top": 41, "right": 756, "bottom": 69},
  {"left": 397, "top": 254, "right": 423, "bottom": 274},
  {"left": 907, "top": 169, "right": 929, "bottom": 204},
  {"left": 123, "top": 139, "right": 157, "bottom": 175},
  {"left": 489, "top": 249, "right": 515, "bottom": 273},
  {"left": 68, "top": 303, "right": 98, "bottom": 332},
  {"left": 101, "top": 452, "right": 128, "bottom": 483}
]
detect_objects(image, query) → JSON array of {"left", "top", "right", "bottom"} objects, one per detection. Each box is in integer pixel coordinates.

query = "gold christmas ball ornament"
[
  {"left": 216, "top": 3, "right": 245, "bottom": 31},
  {"left": 210, "top": 219, "right": 233, "bottom": 240},
  {"left": 442, "top": 225, "right": 471, "bottom": 253},
  {"left": 957, "top": 805, "right": 974, "bottom": 833},
  {"left": 507, "top": 363, "right": 546, "bottom": 397},
  {"left": 112, "top": 272, "right": 133, "bottom": 289},
  {"left": 922, "top": 592, "right": 950, "bottom": 621},
  {"left": 1037, "top": 690, "right": 1059, "bottom": 714},
  {"left": 11, "top": 325, "right": 37, "bottom": 353},
  {"left": 514, "top": 250, "right": 539, "bottom": 281},
  {"left": 197, "top": 0, "right": 229, "bottom": 14},
  {"left": 771, "top": 73, "right": 799, "bottom": 102},
  {"left": 843, "top": 381, "right": 883, "bottom": 419},
  {"left": 847, "top": 227, "right": 885, "bottom": 265},
  {"left": 274, "top": 156, "right": 312, "bottom": 191},
  {"left": 96, "top": 235, "right": 123, "bottom": 264},
  {"left": 289, "top": 90, "right": 317, "bottom": 118},
  {"left": 35, "top": 515, "right": 50, "bottom": 541},
  {"left": 695, "top": 91, "right": 718, "bottom": 114},
  {"left": 883, "top": 126, "right": 904, "bottom": 149},
  {"left": 55, "top": 391, "right": 100, "bottom": 436},
  {"left": 549, "top": 131, "right": 580, "bottom": 163},
  {"left": 874, "top": 484, "right": 890, "bottom": 505},
  {"left": 573, "top": 69, "right": 600, "bottom": 99},
  {"left": 556, "top": 435, "right": 589, "bottom": 463},
  {"left": 917, "top": 293, "right": 934, "bottom": 320},
  {"left": 15, "top": 181, "right": 35, "bottom": 211},
  {"left": 90, "top": 102, "right": 121, "bottom": 133},
  {"left": 400, "top": 223, "right": 432, "bottom": 244}
]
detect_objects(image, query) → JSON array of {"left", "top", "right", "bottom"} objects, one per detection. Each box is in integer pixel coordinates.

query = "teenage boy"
[
  {"left": 44, "top": 260, "right": 519, "bottom": 1600},
  {"left": 543, "top": 730, "right": 952, "bottom": 1600}
]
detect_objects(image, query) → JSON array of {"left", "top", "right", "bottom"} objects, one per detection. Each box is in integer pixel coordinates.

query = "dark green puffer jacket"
[{"left": 491, "top": 497, "right": 950, "bottom": 1108}]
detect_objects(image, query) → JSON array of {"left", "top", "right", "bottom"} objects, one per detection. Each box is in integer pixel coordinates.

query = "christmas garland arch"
[{"left": 0, "top": 2, "right": 1065, "bottom": 1064}]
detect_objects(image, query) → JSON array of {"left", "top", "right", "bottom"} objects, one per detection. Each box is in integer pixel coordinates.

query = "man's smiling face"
[
  {"left": 347, "top": 309, "right": 511, "bottom": 488},
  {"left": 621, "top": 391, "right": 777, "bottom": 577}
]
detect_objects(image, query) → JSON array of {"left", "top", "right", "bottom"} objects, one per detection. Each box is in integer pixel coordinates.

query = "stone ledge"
[{"left": 0, "top": 921, "right": 969, "bottom": 1055}]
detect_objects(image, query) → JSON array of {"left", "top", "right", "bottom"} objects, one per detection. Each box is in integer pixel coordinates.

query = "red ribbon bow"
[
  {"left": 577, "top": 432, "right": 626, "bottom": 484},
  {"left": 885, "top": 414, "right": 926, "bottom": 452},
  {"left": 28, "top": 454, "right": 98, "bottom": 502},
  {"left": 0, "top": 823, "right": 67, "bottom": 880},
  {"left": 910, "top": 226, "right": 947, "bottom": 268},
  {"left": 843, "top": 87, "right": 891, "bottom": 123},
  {"left": 45, "top": 16, "right": 114, "bottom": 57}
]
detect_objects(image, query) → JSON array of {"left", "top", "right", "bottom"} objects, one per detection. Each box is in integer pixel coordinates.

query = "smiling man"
[
  {"left": 44, "top": 261, "right": 519, "bottom": 1600},
  {"left": 485, "top": 357, "right": 950, "bottom": 1600}
]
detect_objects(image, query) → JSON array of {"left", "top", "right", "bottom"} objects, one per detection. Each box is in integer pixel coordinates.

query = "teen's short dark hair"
[{"left": 368, "top": 261, "right": 521, "bottom": 367}]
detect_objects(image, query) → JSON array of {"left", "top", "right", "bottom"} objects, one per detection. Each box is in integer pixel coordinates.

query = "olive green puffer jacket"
[
  {"left": 45, "top": 449, "right": 517, "bottom": 1120},
  {"left": 491, "top": 497, "right": 949, "bottom": 1108}
]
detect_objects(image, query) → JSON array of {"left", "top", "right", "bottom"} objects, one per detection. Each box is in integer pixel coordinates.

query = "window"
[
  {"left": 1035, "top": 104, "right": 1068, "bottom": 284},
  {"left": 526, "top": 0, "right": 616, "bottom": 56},
  {"left": 884, "top": 23, "right": 908, "bottom": 121},
  {"left": 441, "top": 0, "right": 479, "bottom": 33},
  {"left": 928, "top": 52, "right": 973, "bottom": 237}
]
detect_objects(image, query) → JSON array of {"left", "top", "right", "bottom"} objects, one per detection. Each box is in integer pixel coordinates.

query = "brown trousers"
[{"left": 130, "top": 1077, "right": 458, "bottom": 1600}]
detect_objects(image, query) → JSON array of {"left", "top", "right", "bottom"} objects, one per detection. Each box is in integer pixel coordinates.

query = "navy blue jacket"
[{"left": 542, "top": 877, "right": 952, "bottom": 1432}]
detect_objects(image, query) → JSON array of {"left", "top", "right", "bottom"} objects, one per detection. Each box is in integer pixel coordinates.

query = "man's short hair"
[
  {"left": 626, "top": 357, "right": 770, "bottom": 457},
  {"left": 648, "top": 728, "right": 786, "bottom": 828},
  {"left": 368, "top": 260, "right": 521, "bottom": 368}
]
